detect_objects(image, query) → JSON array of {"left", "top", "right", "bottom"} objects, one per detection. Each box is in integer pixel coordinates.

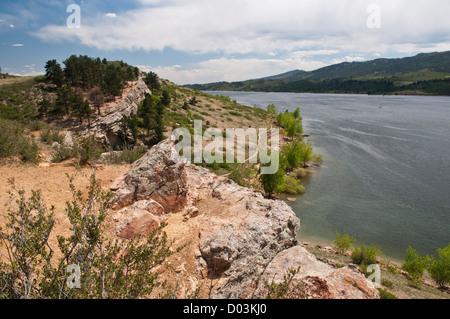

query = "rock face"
[
  {"left": 114, "top": 200, "right": 167, "bottom": 239},
  {"left": 111, "top": 138, "right": 188, "bottom": 213},
  {"left": 110, "top": 139, "right": 380, "bottom": 299},
  {"left": 90, "top": 77, "right": 151, "bottom": 147}
]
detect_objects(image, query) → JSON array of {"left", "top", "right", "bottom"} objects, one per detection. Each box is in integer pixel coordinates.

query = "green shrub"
[
  {"left": 377, "top": 288, "right": 398, "bottom": 299},
  {"left": 402, "top": 246, "right": 426, "bottom": 285},
  {"left": 425, "top": 244, "right": 450, "bottom": 289},
  {"left": 351, "top": 244, "right": 382, "bottom": 266},
  {"left": 381, "top": 279, "right": 394, "bottom": 289},
  {"left": 40, "top": 127, "right": 64, "bottom": 145},
  {"left": 333, "top": 231, "right": 356, "bottom": 254},
  {"left": 267, "top": 104, "right": 278, "bottom": 114},
  {"left": 0, "top": 118, "right": 40, "bottom": 164},
  {"left": 276, "top": 172, "right": 305, "bottom": 195},
  {"left": 103, "top": 146, "right": 147, "bottom": 164},
  {"left": 282, "top": 140, "right": 313, "bottom": 168},
  {"left": 0, "top": 174, "right": 172, "bottom": 299},
  {"left": 74, "top": 135, "right": 104, "bottom": 165}
]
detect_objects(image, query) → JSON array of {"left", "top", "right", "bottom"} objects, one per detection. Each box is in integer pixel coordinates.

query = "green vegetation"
[
  {"left": 351, "top": 244, "right": 382, "bottom": 266},
  {"left": 0, "top": 174, "right": 173, "bottom": 299},
  {"left": 333, "top": 231, "right": 356, "bottom": 254},
  {"left": 402, "top": 246, "right": 427, "bottom": 287},
  {"left": 425, "top": 244, "right": 450, "bottom": 289},
  {"left": 186, "top": 51, "right": 450, "bottom": 96},
  {"left": 0, "top": 118, "right": 40, "bottom": 164}
]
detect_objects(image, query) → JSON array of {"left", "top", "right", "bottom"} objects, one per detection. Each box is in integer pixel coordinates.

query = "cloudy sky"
[{"left": 1, "top": 0, "right": 450, "bottom": 84}]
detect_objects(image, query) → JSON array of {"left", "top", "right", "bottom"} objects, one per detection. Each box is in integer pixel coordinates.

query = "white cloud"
[
  {"left": 30, "top": 0, "right": 450, "bottom": 83},
  {"left": 9, "top": 24, "right": 14, "bottom": 28},
  {"left": 140, "top": 53, "right": 329, "bottom": 85},
  {"left": 12, "top": 43, "right": 24, "bottom": 47},
  {"left": 33, "top": 0, "right": 450, "bottom": 55}
]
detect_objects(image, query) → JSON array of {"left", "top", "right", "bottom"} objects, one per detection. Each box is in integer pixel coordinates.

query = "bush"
[
  {"left": 425, "top": 244, "right": 450, "bottom": 289},
  {"left": 276, "top": 172, "right": 305, "bottom": 195},
  {"left": 377, "top": 288, "right": 398, "bottom": 299},
  {"left": 103, "top": 146, "right": 147, "bottom": 164},
  {"left": 40, "top": 127, "right": 64, "bottom": 145},
  {"left": 0, "top": 118, "right": 40, "bottom": 164},
  {"left": 267, "top": 104, "right": 278, "bottom": 114},
  {"left": 351, "top": 244, "right": 382, "bottom": 266},
  {"left": 333, "top": 231, "right": 356, "bottom": 254},
  {"left": 0, "top": 173, "right": 172, "bottom": 299},
  {"left": 74, "top": 135, "right": 104, "bottom": 165},
  {"left": 51, "top": 143, "right": 75, "bottom": 163},
  {"left": 401, "top": 246, "right": 426, "bottom": 285},
  {"left": 282, "top": 140, "right": 313, "bottom": 168}
]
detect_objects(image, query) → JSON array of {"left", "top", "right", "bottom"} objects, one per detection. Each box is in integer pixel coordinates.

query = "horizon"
[{"left": 1, "top": 1, "right": 449, "bottom": 85}]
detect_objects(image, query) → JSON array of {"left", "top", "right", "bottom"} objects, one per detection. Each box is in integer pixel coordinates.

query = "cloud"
[
  {"left": 12, "top": 43, "right": 23, "bottom": 47},
  {"left": 9, "top": 24, "right": 14, "bottom": 28},
  {"left": 105, "top": 13, "right": 117, "bottom": 18},
  {"left": 139, "top": 52, "right": 330, "bottom": 85},
  {"left": 33, "top": 0, "right": 450, "bottom": 56}
]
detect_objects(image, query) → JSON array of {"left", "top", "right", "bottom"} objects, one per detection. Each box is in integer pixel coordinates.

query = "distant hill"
[{"left": 186, "top": 51, "right": 450, "bottom": 95}]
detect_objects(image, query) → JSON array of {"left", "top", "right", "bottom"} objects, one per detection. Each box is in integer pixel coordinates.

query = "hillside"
[{"left": 186, "top": 51, "right": 450, "bottom": 95}]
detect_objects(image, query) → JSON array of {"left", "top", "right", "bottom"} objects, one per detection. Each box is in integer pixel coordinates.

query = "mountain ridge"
[{"left": 185, "top": 51, "right": 450, "bottom": 95}]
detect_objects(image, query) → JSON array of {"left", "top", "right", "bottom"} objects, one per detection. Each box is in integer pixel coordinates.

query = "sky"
[{"left": 1, "top": 0, "right": 450, "bottom": 85}]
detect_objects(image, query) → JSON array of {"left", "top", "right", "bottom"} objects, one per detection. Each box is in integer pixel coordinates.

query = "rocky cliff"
[
  {"left": 89, "top": 77, "right": 151, "bottom": 146},
  {"left": 110, "top": 139, "right": 380, "bottom": 299}
]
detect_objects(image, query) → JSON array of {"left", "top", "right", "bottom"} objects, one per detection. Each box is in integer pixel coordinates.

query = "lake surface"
[{"left": 209, "top": 91, "right": 450, "bottom": 261}]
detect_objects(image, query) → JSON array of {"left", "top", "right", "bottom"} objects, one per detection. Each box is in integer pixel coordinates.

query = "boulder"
[
  {"left": 251, "top": 245, "right": 380, "bottom": 299},
  {"left": 111, "top": 139, "right": 188, "bottom": 213},
  {"left": 115, "top": 200, "right": 167, "bottom": 239}
]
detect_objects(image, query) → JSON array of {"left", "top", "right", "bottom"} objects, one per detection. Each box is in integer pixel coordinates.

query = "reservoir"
[{"left": 210, "top": 91, "right": 450, "bottom": 261}]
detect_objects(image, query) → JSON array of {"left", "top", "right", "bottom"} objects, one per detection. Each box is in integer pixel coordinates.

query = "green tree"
[
  {"left": 260, "top": 152, "right": 286, "bottom": 198},
  {"left": 45, "top": 60, "right": 64, "bottom": 87},
  {"left": 402, "top": 246, "right": 426, "bottom": 286},
  {"left": 333, "top": 231, "right": 356, "bottom": 254},
  {"left": 425, "top": 244, "right": 450, "bottom": 289},
  {"left": 267, "top": 104, "right": 278, "bottom": 114},
  {"left": 145, "top": 71, "right": 161, "bottom": 93},
  {"left": 103, "top": 64, "right": 124, "bottom": 100}
]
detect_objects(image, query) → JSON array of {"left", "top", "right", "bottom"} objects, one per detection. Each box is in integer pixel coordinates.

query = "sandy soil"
[{"left": 0, "top": 161, "right": 131, "bottom": 260}]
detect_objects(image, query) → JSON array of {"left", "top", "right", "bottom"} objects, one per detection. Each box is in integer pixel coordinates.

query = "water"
[{"left": 209, "top": 91, "right": 450, "bottom": 261}]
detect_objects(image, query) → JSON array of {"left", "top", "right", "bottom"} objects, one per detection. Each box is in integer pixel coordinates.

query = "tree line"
[{"left": 42, "top": 55, "right": 140, "bottom": 125}]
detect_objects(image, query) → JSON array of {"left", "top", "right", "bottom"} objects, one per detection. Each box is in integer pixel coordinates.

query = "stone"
[
  {"left": 111, "top": 139, "right": 188, "bottom": 213},
  {"left": 115, "top": 199, "right": 167, "bottom": 239}
]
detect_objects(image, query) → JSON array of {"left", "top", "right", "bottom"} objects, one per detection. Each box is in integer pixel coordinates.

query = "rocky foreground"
[{"left": 109, "top": 139, "right": 380, "bottom": 299}]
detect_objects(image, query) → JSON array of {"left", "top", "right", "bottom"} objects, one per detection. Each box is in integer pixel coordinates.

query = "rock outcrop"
[
  {"left": 89, "top": 77, "right": 151, "bottom": 146},
  {"left": 110, "top": 139, "right": 380, "bottom": 299}
]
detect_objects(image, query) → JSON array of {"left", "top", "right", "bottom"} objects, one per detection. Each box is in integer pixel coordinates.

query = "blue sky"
[{"left": 1, "top": 0, "right": 450, "bottom": 84}]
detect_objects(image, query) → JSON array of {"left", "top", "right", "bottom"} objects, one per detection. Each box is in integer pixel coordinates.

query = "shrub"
[
  {"left": 74, "top": 135, "right": 104, "bottom": 165},
  {"left": 401, "top": 246, "right": 426, "bottom": 285},
  {"left": 425, "top": 244, "right": 450, "bottom": 289},
  {"left": 277, "top": 172, "right": 305, "bottom": 195},
  {"left": 267, "top": 104, "right": 278, "bottom": 114},
  {"left": 351, "top": 244, "right": 382, "bottom": 266},
  {"left": 0, "top": 118, "right": 40, "bottom": 164},
  {"left": 333, "top": 231, "right": 356, "bottom": 254},
  {"left": 377, "top": 288, "right": 398, "bottom": 299},
  {"left": 103, "top": 146, "right": 147, "bottom": 164},
  {"left": 51, "top": 143, "right": 75, "bottom": 163},
  {"left": 0, "top": 174, "right": 172, "bottom": 299},
  {"left": 40, "top": 127, "right": 64, "bottom": 145}
]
